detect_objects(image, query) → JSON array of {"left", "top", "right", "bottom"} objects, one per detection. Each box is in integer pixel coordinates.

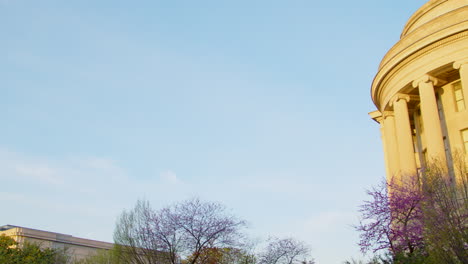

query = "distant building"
[
  {"left": 0, "top": 225, "right": 113, "bottom": 262},
  {"left": 369, "top": 0, "right": 468, "bottom": 181}
]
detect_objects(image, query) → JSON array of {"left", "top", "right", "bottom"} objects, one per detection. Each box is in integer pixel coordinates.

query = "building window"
[
  {"left": 463, "top": 129, "right": 468, "bottom": 154},
  {"left": 453, "top": 81, "right": 465, "bottom": 111}
]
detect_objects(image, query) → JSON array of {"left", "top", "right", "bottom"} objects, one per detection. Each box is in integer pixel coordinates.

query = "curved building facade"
[{"left": 370, "top": 0, "right": 468, "bottom": 181}]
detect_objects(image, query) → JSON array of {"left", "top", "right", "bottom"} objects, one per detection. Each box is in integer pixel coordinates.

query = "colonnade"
[{"left": 372, "top": 59, "right": 468, "bottom": 180}]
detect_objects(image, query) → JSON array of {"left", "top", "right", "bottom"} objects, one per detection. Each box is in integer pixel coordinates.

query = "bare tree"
[
  {"left": 185, "top": 247, "right": 256, "bottom": 264},
  {"left": 114, "top": 198, "right": 247, "bottom": 264},
  {"left": 421, "top": 159, "right": 468, "bottom": 263},
  {"left": 113, "top": 200, "right": 167, "bottom": 264},
  {"left": 258, "top": 238, "right": 312, "bottom": 264}
]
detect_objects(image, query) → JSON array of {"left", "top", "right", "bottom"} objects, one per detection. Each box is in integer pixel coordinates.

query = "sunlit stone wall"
[{"left": 369, "top": 0, "right": 468, "bottom": 182}]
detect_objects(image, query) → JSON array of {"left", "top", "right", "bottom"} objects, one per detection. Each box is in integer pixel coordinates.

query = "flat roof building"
[{"left": 0, "top": 225, "right": 113, "bottom": 262}]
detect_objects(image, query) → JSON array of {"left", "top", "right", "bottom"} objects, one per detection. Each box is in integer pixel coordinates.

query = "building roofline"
[{"left": 0, "top": 224, "right": 114, "bottom": 250}]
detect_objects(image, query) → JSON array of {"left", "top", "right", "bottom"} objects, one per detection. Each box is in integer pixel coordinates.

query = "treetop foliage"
[{"left": 0, "top": 234, "right": 67, "bottom": 264}]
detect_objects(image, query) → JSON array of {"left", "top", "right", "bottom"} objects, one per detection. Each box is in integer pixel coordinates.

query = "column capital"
[
  {"left": 453, "top": 57, "right": 468, "bottom": 69},
  {"left": 412, "top": 74, "right": 446, "bottom": 88},
  {"left": 382, "top": 111, "right": 395, "bottom": 119},
  {"left": 390, "top": 93, "right": 410, "bottom": 107}
]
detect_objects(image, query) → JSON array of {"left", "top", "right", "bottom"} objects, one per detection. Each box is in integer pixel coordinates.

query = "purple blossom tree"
[
  {"left": 356, "top": 176, "right": 424, "bottom": 255},
  {"left": 114, "top": 198, "right": 246, "bottom": 264},
  {"left": 356, "top": 160, "right": 468, "bottom": 263}
]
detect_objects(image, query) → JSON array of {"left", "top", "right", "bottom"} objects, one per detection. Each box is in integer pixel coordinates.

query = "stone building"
[
  {"left": 0, "top": 225, "right": 113, "bottom": 262},
  {"left": 369, "top": 0, "right": 468, "bottom": 182}
]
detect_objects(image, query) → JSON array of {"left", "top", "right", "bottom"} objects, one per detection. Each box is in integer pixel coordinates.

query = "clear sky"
[{"left": 1, "top": 0, "right": 428, "bottom": 263}]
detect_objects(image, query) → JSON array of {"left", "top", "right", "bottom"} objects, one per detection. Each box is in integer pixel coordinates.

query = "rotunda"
[{"left": 369, "top": 0, "right": 468, "bottom": 180}]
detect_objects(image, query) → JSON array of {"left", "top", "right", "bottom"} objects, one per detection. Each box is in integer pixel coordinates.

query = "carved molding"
[
  {"left": 369, "top": 110, "right": 383, "bottom": 123},
  {"left": 390, "top": 93, "right": 411, "bottom": 107},
  {"left": 412, "top": 74, "right": 447, "bottom": 88},
  {"left": 373, "top": 30, "right": 468, "bottom": 109},
  {"left": 453, "top": 57, "right": 468, "bottom": 69}
]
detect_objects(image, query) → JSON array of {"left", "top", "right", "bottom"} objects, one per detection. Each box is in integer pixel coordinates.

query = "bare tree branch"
[{"left": 114, "top": 198, "right": 246, "bottom": 264}]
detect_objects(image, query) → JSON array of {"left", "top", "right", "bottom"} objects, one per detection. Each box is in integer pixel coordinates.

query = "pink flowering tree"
[
  {"left": 356, "top": 176, "right": 425, "bottom": 256},
  {"left": 114, "top": 198, "right": 247, "bottom": 264},
  {"left": 356, "top": 159, "right": 468, "bottom": 263}
]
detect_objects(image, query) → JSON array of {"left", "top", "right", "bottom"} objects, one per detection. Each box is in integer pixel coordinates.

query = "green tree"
[
  {"left": 76, "top": 246, "right": 123, "bottom": 264},
  {"left": 0, "top": 235, "right": 18, "bottom": 264},
  {"left": 0, "top": 234, "right": 67, "bottom": 264}
]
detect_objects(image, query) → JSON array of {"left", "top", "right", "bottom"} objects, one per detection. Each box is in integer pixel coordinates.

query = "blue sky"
[{"left": 1, "top": 0, "right": 427, "bottom": 263}]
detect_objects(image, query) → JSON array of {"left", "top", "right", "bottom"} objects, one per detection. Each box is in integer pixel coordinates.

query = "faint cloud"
[
  {"left": 235, "top": 173, "right": 326, "bottom": 198},
  {"left": 0, "top": 148, "right": 188, "bottom": 207},
  {"left": 15, "top": 164, "right": 64, "bottom": 185},
  {"left": 82, "top": 157, "right": 119, "bottom": 171},
  {"left": 301, "top": 211, "right": 356, "bottom": 234},
  {"left": 159, "top": 170, "right": 180, "bottom": 184},
  {"left": 0, "top": 149, "right": 64, "bottom": 185},
  {"left": 0, "top": 148, "right": 127, "bottom": 193},
  {"left": 0, "top": 192, "right": 28, "bottom": 203}
]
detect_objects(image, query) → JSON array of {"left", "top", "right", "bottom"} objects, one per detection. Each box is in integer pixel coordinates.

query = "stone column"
[
  {"left": 412, "top": 75, "right": 447, "bottom": 166},
  {"left": 392, "top": 94, "right": 417, "bottom": 177},
  {"left": 453, "top": 58, "right": 468, "bottom": 106},
  {"left": 379, "top": 120, "right": 390, "bottom": 178},
  {"left": 382, "top": 111, "right": 400, "bottom": 180},
  {"left": 369, "top": 111, "right": 390, "bottom": 178},
  {"left": 453, "top": 58, "right": 468, "bottom": 179}
]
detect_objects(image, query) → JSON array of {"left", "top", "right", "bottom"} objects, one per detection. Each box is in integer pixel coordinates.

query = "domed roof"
[
  {"left": 401, "top": 0, "right": 468, "bottom": 38},
  {"left": 376, "top": 0, "right": 467, "bottom": 72},
  {"left": 371, "top": 0, "right": 468, "bottom": 111}
]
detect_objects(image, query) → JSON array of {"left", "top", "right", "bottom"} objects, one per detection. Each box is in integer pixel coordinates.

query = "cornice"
[
  {"left": 412, "top": 74, "right": 447, "bottom": 88},
  {"left": 371, "top": 29, "right": 468, "bottom": 111},
  {"left": 368, "top": 110, "right": 383, "bottom": 123}
]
